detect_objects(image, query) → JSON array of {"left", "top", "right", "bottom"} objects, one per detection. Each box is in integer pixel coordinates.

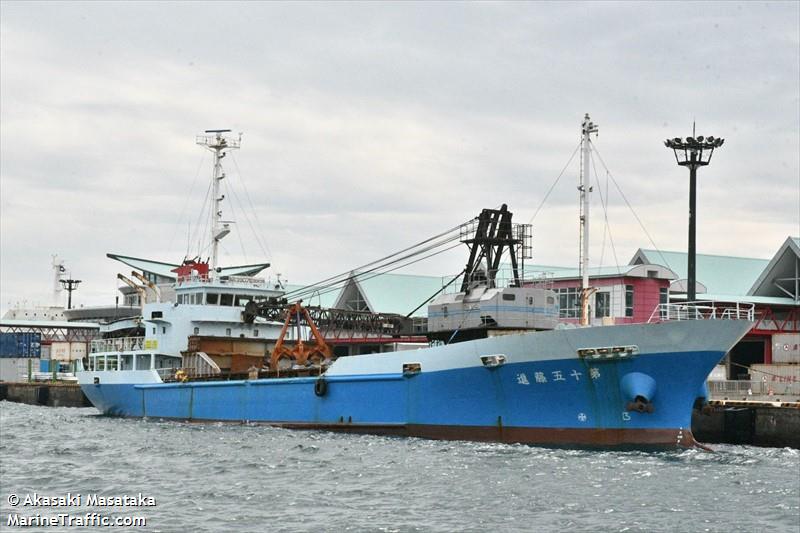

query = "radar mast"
[{"left": 196, "top": 129, "right": 241, "bottom": 275}]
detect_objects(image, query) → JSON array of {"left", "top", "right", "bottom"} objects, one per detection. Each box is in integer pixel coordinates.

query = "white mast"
[
  {"left": 579, "top": 114, "right": 598, "bottom": 326},
  {"left": 52, "top": 255, "right": 66, "bottom": 307},
  {"left": 196, "top": 129, "right": 241, "bottom": 275}
]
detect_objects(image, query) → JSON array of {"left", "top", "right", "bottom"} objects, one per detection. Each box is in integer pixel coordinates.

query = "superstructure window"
[
  {"left": 207, "top": 293, "right": 219, "bottom": 305},
  {"left": 136, "top": 354, "right": 151, "bottom": 370},
  {"left": 595, "top": 292, "right": 610, "bottom": 318},
  {"left": 235, "top": 295, "right": 252, "bottom": 307},
  {"left": 659, "top": 287, "right": 669, "bottom": 305},
  {"left": 502, "top": 294, "right": 516, "bottom": 301},
  {"left": 556, "top": 287, "right": 579, "bottom": 318},
  {"left": 220, "top": 294, "right": 234, "bottom": 306},
  {"left": 625, "top": 285, "right": 634, "bottom": 317}
]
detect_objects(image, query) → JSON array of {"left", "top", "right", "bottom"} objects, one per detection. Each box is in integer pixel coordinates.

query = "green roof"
[
  {"left": 286, "top": 272, "right": 446, "bottom": 316},
  {"left": 352, "top": 272, "right": 447, "bottom": 317},
  {"left": 633, "top": 249, "right": 770, "bottom": 295},
  {"left": 281, "top": 284, "right": 339, "bottom": 308}
]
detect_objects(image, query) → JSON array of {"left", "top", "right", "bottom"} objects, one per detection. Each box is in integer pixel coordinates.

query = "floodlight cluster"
[{"left": 664, "top": 136, "right": 725, "bottom": 149}]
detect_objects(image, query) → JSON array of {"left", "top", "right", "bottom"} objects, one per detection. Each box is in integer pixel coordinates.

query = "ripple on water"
[{"left": 1, "top": 401, "right": 798, "bottom": 532}]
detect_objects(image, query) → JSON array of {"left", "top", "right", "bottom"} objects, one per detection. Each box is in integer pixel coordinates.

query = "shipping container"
[
  {"left": 750, "top": 364, "right": 800, "bottom": 383},
  {"left": 69, "top": 342, "right": 87, "bottom": 361},
  {"left": 51, "top": 342, "right": 71, "bottom": 361},
  {"left": 772, "top": 334, "right": 800, "bottom": 364},
  {"left": 0, "top": 333, "right": 42, "bottom": 358},
  {"left": 0, "top": 357, "right": 40, "bottom": 381}
]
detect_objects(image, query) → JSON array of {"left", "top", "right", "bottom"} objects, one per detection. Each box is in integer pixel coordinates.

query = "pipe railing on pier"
[{"left": 707, "top": 379, "right": 800, "bottom": 400}]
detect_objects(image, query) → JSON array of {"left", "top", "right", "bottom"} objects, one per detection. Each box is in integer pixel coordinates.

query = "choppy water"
[{"left": 0, "top": 402, "right": 798, "bottom": 533}]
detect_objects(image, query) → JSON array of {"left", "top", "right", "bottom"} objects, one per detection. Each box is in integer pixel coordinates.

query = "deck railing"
[
  {"left": 648, "top": 302, "right": 755, "bottom": 323},
  {"left": 90, "top": 336, "right": 146, "bottom": 354},
  {"left": 176, "top": 274, "right": 267, "bottom": 288}
]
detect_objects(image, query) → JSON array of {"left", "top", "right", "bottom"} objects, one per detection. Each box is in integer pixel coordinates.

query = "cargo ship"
[{"left": 76, "top": 122, "right": 754, "bottom": 449}]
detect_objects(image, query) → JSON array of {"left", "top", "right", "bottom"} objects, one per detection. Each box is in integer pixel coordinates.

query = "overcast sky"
[{"left": 1, "top": 1, "right": 798, "bottom": 312}]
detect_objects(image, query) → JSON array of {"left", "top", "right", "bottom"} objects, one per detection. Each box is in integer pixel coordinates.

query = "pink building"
[{"left": 535, "top": 264, "right": 677, "bottom": 326}]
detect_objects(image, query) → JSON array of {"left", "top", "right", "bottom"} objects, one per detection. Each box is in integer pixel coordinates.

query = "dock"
[
  {"left": 693, "top": 401, "right": 800, "bottom": 449},
  {"left": 0, "top": 381, "right": 91, "bottom": 408}
]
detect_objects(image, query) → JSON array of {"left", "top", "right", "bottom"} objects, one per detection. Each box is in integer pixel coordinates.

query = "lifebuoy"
[{"left": 314, "top": 378, "right": 328, "bottom": 397}]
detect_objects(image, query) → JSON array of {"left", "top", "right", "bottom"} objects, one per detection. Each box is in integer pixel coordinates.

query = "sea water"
[{"left": 0, "top": 402, "right": 797, "bottom": 532}]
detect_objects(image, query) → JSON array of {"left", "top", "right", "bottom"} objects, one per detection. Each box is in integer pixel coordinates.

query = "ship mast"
[
  {"left": 196, "top": 129, "right": 241, "bottom": 275},
  {"left": 579, "top": 114, "right": 598, "bottom": 326},
  {"left": 51, "top": 255, "right": 66, "bottom": 306}
]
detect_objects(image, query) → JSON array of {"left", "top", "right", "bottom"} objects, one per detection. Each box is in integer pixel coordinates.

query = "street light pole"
[
  {"left": 59, "top": 278, "right": 82, "bottom": 310},
  {"left": 688, "top": 151, "right": 697, "bottom": 302},
  {"left": 664, "top": 131, "right": 724, "bottom": 303}
]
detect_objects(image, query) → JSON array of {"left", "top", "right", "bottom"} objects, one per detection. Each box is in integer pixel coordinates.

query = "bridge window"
[
  {"left": 595, "top": 292, "right": 610, "bottom": 318},
  {"left": 135, "top": 354, "right": 151, "bottom": 370},
  {"left": 220, "top": 294, "right": 234, "bottom": 306},
  {"left": 235, "top": 295, "right": 252, "bottom": 307},
  {"left": 207, "top": 293, "right": 219, "bottom": 305},
  {"left": 659, "top": 287, "right": 669, "bottom": 305},
  {"left": 556, "top": 287, "right": 579, "bottom": 318},
  {"left": 625, "top": 285, "right": 634, "bottom": 317}
]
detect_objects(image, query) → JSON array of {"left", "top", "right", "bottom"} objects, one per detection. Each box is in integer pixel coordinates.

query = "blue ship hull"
[{"left": 80, "top": 319, "right": 753, "bottom": 448}]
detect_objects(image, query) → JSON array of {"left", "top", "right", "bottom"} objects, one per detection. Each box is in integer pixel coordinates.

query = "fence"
[{"left": 707, "top": 379, "right": 800, "bottom": 400}]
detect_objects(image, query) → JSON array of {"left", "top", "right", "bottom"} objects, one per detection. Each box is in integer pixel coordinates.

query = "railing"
[
  {"left": 176, "top": 274, "right": 267, "bottom": 288},
  {"left": 648, "top": 302, "right": 755, "bottom": 323},
  {"left": 707, "top": 379, "right": 800, "bottom": 400},
  {"left": 90, "top": 336, "right": 146, "bottom": 354},
  {"left": 155, "top": 368, "right": 175, "bottom": 381},
  {"left": 182, "top": 351, "right": 221, "bottom": 378},
  {"left": 440, "top": 269, "right": 556, "bottom": 294}
]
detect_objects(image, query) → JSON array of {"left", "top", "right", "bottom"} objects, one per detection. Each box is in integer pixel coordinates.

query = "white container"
[
  {"left": 51, "top": 342, "right": 71, "bottom": 361},
  {"left": 772, "top": 334, "right": 800, "bottom": 364},
  {"left": 750, "top": 363, "right": 800, "bottom": 383},
  {"left": 69, "top": 342, "right": 87, "bottom": 361}
]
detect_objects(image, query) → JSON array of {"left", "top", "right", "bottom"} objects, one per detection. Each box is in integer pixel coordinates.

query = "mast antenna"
[
  {"left": 196, "top": 129, "right": 242, "bottom": 275},
  {"left": 579, "top": 114, "right": 598, "bottom": 326}
]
